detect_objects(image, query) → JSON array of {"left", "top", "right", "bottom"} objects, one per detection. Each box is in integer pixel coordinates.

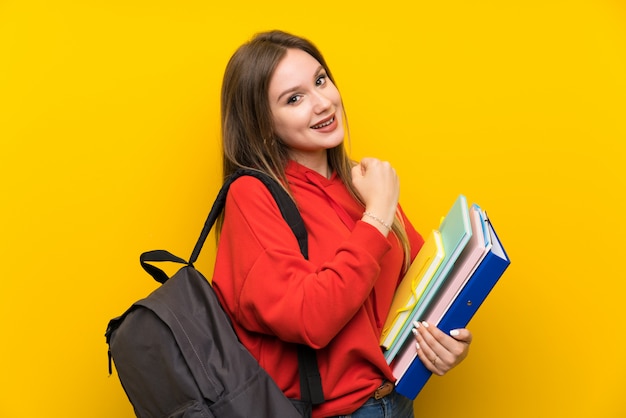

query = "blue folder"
[{"left": 394, "top": 214, "right": 511, "bottom": 399}]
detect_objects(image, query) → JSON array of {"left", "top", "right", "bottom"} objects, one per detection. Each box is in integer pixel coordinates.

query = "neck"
[{"left": 289, "top": 150, "right": 330, "bottom": 178}]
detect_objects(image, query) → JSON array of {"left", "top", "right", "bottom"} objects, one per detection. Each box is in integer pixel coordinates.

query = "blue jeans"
[{"left": 329, "top": 390, "right": 414, "bottom": 418}]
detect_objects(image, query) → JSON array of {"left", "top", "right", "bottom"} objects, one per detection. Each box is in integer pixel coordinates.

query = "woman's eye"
[
  {"left": 316, "top": 75, "right": 327, "bottom": 86},
  {"left": 287, "top": 95, "right": 301, "bottom": 104}
]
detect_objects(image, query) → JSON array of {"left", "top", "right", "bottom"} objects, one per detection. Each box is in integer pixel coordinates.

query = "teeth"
[{"left": 312, "top": 117, "right": 334, "bottom": 129}]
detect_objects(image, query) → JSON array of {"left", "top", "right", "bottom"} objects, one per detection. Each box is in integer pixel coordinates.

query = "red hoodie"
[{"left": 212, "top": 161, "right": 424, "bottom": 417}]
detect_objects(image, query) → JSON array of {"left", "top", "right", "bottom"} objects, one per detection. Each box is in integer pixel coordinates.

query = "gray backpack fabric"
[{"left": 105, "top": 169, "right": 323, "bottom": 418}]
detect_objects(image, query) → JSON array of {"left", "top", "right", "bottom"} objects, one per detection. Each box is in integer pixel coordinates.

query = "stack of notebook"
[{"left": 380, "top": 195, "right": 511, "bottom": 399}]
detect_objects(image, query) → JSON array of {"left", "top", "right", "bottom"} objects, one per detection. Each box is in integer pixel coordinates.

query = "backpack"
[{"left": 105, "top": 169, "right": 324, "bottom": 418}]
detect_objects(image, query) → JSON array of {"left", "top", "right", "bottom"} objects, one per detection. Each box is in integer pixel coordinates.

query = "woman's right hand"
[{"left": 351, "top": 157, "right": 399, "bottom": 235}]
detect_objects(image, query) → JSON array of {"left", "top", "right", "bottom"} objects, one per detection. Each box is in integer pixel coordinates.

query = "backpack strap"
[
  {"left": 297, "top": 344, "right": 325, "bottom": 405},
  {"left": 140, "top": 168, "right": 324, "bottom": 406},
  {"left": 139, "top": 169, "right": 307, "bottom": 282},
  {"left": 188, "top": 168, "right": 307, "bottom": 266}
]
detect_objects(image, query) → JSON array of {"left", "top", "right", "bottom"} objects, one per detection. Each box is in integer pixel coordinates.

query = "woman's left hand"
[{"left": 411, "top": 321, "right": 472, "bottom": 376}]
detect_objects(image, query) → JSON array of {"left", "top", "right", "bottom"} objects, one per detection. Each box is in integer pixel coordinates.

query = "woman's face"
[{"left": 268, "top": 48, "right": 344, "bottom": 169}]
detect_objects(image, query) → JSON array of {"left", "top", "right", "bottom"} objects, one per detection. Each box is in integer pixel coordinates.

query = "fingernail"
[
  {"left": 415, "top": 342, "right": 421, "bottom": 350},
  {"left": 450, "top": 329, "right": 460, "bottom": 337},
  {"left": 421, "top": 321, "right": 429, "bottom": 328},
  {"left": 412, "top": 328, "right": 418, "bottom": 337},
  {"left": 413, "top": 321, "right": 420, "bottom": 328}
]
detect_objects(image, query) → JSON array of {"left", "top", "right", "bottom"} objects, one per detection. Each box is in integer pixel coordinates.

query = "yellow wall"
[{"left": 1, "top": 0, "right": 625, "bottom": 416}]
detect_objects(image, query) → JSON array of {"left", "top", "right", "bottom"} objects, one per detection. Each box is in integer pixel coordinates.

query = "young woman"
[{"left": 212, "top": 30, "right": 472, "bottom": 418}]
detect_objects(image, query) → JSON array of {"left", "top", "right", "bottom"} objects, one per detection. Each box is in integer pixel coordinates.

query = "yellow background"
[{"left": 1, "top": 0, "right": 625, "bottom": 417}]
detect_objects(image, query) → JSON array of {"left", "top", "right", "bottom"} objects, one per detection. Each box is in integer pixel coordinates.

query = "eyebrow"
[{"left": 275, "top": 65, "right": 325, "bottom": 103}]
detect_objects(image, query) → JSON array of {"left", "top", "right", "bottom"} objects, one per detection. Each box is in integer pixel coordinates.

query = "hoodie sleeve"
[{"left": 213, "top": 176, "right": 392, "bottom": 349}]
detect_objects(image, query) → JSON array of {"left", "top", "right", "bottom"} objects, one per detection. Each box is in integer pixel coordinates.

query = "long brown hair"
[{"left": 219, "top": 30, "right": 410, "bottom": 270}]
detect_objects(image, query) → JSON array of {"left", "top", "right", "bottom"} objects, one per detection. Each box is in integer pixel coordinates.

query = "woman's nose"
[{"left": 312, "top": 91, "right": 332, "bottom": 113}]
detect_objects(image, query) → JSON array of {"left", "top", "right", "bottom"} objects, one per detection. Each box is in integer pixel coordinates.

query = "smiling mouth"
[{"left": 311, "top": 116, "right": 335, "bottom": 129}]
